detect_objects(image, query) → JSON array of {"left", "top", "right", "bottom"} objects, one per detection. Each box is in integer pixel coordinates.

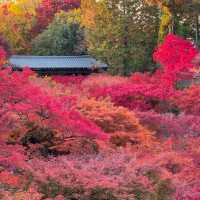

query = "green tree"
[
  {"left": 82, "top": 0, "right": 159, "bottom": 75},
  {"left": 177, "top": 1, "right": 200, "bottom": 45},
  {"left": 145, "top": 0, "right": 200, "bottom": 43},
  {"left": 31, "top": 9, "right": 86, "bottom": 56}
]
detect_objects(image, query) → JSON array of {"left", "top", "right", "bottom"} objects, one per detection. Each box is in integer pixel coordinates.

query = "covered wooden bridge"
[{"left": 8, "top": 55, "right": 108, "bottom": 75}]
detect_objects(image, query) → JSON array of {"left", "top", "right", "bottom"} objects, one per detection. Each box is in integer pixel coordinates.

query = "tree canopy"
[
  {"left": 32, "top": 10, "right": 86, "bottom": 56},
  {"left": 0, "top": 0, "right": 199, "bottom": 74},
  {"left": 81, "top": 0, "right": 159, "bottom": 75}
]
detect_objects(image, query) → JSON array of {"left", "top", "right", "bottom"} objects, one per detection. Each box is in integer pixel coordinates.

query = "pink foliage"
[
  {"left": 52, "top": 75, "right": 86, "bottom": 86},
  {"left": 172, "top": 84, "right": 200, "bottom": 116},
  {"left": 91, "top": 72, "right": 174, "bottom": 111},
  {"left": 153, "top": 34, "right": 198, "bottom": 84},
  {"left": 31, "top": 0, "right": 80, "bottom": 36},
  {"left": 88, "top": 35, "right": 198, "bottom": 112},
  {"left": 52, "top": 75, "right": 86, "bottom": 96},
  {"left": 0, "top": 141, "right": 198, "bottom": 199},
  {"left": 0, "top": 142, "right": 30, "bottom": 171},
  {"left": 136, "top": 111, "right": 200, "bottom": 138},
  {"left": 175, "top": 184, "right": 200, "bottom": 200},
  {"left": 0, "top": 34, "right": 199, "bottom": 199},
  {"left": 0, "top": 68, "right": 108, "bottom": 141}
]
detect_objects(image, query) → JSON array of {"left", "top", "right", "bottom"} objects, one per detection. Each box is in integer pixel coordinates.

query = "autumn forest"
[{"left": 0, "top": 0, "right": 200, "bottom": 199}]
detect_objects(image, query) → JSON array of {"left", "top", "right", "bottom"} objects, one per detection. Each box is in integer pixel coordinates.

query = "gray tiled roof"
[{"left": 9, "top": 55, "right": 108, "bottom": 69}]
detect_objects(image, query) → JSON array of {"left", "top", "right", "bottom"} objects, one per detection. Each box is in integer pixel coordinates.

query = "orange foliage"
[
  {"left": 81, "top": 0, "right": 99, "bottom": 28},
  {"left": 78, "top": 98, "right": 155, "bottom": 147},
  {"left": 0, "top": 171, "right": 21, "bottom": 187},
  {"left": 0, "top": 48, "right": 7, "bottom": 66},
  {"left": 78, "top": 98, "right": 140, "bottom": 133}
]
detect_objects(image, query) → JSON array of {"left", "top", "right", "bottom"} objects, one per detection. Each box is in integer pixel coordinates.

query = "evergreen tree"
[
  {"left": 32, "top": 10, "right": 86, "bottom": 56},
  {"left": 82, "top": 0, "right": 159, "bottom": 75}
]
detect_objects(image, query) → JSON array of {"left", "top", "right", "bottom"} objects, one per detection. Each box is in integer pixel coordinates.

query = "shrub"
[
  {"left": 154, "top": 179, "right": 174, "bottom": 200},
  {"left": 49, "top": 137, "right": 100, "bottom": 155},
  {"left": 78, "top": 98, "right": 155, "bottom": 147},
  {"left": 78, "top": 98, "right": 141, "bottom": 133},
  {"left": 171, "top": 84, "right": 200, "bottom": 116},
  {"left": 91, "top": 72, "right": 174, "bottom": 112},
  {"left": 0, "top": 68, "right": 108, "bottom": 155},
  {"left": 0, "top": 138, "right": 199, "bottom": 200},
  {"left": 136, "top": 111, "right": 200, "bottom": 138},
  {"left": 87, "top": 35, "right": 198, "bottom": 113},
  {"left": 52, "top": 75, "right": 86, "bottom": 87},
  {"left": 175, "top": 183, "right": 200, "bottom": 200},
  {"left": 81, "top": 74, "right": 127, "bottom": 94},
  {"left": 38, "top": 180, "right": 85, "bottom": 199},
  {"left": 88, "top": 187, "right": 117, "bottom": 200},
  {"left": 0, "top": 34, "right": 199, "bottom": 200}
]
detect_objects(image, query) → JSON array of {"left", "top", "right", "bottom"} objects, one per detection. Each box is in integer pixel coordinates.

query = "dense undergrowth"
[{"left": 0, "top": 34, "right": 200, "bottom": 199}]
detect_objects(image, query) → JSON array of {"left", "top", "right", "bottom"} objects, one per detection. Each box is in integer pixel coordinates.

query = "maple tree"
[
  {"left": 0, "top": 0, "right": 81, "bottom": 54},
  {"left": 87, "top": 34, "right": 197, "bottom": 114},
  {"left": 31, "top": 0, "right": 80, "bottom": 36},
  {"left": 171, "top": 84, "right": 200, "bottom": 116},
  {"left": 77, "top": 98, "right": 155, "bottom": 147},
  {"left": 153, "top": 34, "right": 198, "bottom": 84},
  {"left": 0, "top": 0, "right": 40, "bottom": 53},
  {"left": 0, "top": 67, "right": 108, "bottom": 156}
]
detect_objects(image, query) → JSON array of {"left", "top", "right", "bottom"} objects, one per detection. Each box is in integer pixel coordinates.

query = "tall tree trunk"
[
  {"left": 195, "top": 13, "right": 199, "bottom": 45},
  {"left": 158, "top": 5, "right": 172, "bottom": 43}
]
